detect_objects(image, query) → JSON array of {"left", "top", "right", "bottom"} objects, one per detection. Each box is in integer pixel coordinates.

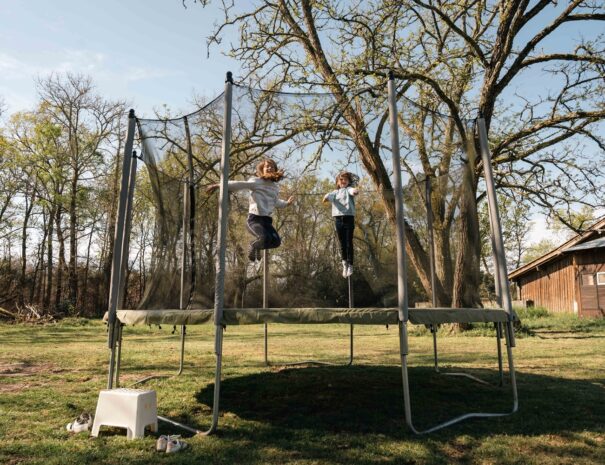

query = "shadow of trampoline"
[{"left": 191, "top": 364, "right": 604, "bottom": 437}]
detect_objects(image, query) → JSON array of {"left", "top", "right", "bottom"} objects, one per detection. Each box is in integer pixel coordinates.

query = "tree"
[
  {"left": 36, "top": 73, "right": 124, "bottom": 310},
  {"left": 199, "top": 0, "right": 605, "bottom": 308}
]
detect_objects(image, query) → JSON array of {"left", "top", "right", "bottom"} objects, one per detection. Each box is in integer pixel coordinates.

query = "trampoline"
[{"left": 104, "top": 72, "right": 518, "bottom": 435}]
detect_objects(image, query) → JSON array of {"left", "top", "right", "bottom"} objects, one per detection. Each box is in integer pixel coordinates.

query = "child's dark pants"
[
  {"left": 246, "top": 214, "right": 281, "bottom": 261},
  {"left": 335, "top": 215, "right": 355, "bottom": 265}
]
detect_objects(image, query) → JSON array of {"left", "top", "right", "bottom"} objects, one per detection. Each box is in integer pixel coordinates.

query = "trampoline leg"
[
  {"left": 399, "top": 319, "right": 518, "bottom": 434},
  {"left": 107, "top": 320, "right": 119, "bottom": 389},
  {"left": 128, "top": 325, "right": 188, "bottom": 387},
  {"left": 505, "top": 321, "right": 519, "bottom": 411},
  {"left": 203, "top": 325, "right": 224, "bottom": 435},
  {"left": 431, "top": 325, "right": 439, "bottom": 373},
  {"left": 156, "top": 325, "right": 224, "bottom": 435},
  {"left": 348, "top": 324, "right": 354, "bottom": 365},
  {"left": 264, "top": 323, "right": 269, "bottom": 366},
  {"left": 115, "top": 323, "right": 124, "bottom": 388},
  {"left": 496, "top": 322, "right": 504, "bottom": 386},
  {"left": 177, "top": 325, "right": 186, "bottom": 376}
]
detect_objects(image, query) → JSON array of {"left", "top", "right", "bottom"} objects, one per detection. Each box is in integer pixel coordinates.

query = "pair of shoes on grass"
[
  {"left": 341, "top": 261, "right": 353, "bottom": 278},
  {"left": 66, "top": 412, "right": 92, "bottom": 433},
  {"left": 156, "top": 434, "right": 188, "bottom": 453}
]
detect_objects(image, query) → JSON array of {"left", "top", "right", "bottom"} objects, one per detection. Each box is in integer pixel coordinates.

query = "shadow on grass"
[{"left": 189, "top": 365, "right": 604, "bottom": 438}]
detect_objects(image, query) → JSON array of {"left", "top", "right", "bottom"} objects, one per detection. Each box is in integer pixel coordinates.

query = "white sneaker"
[
  {"left": 342, "top": 261, "right": 348, "bottom": 278},
  {"left": 166, "top": 436, "right": 188, "bottom": 453},
  {"left": 66, "top": 412, "right": 92, "bottom": 433},
  {"left": 156, "top": 435, "right": 169, "bottom": 452}
]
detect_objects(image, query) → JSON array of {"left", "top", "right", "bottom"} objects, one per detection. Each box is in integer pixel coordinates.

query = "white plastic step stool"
[{"left": 91, "top": 388, "right": 157, "bottom": 439}]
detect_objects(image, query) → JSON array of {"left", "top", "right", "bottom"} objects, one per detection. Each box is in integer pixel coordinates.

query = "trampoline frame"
[{"left": 105, "top": 72, "right": 518, "bottom": 435}]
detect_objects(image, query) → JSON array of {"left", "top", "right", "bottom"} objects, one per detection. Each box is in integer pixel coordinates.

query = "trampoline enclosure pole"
[
  {"left": 107, "top": 109, "right": 136, "bottom": 389},
  {"left": 387, "top": 71, "right": 409, "bottom": 326},
  {"left": 117, "top": 152, "right": 138, "bottom": 309},
  {"left": 388, "top": 71, "right": 415, "bottom": 432},
  {"left": 205, "top": 72, "right": 233, "bottom": 435},
  {"left": 477, "top": 117, "right": 516, "bottom": 347},
  {"left": 263, "top": 250, "right": 269, "bottom": 365},
  {"left": 214, "top": 72, "right": 233, "bottom": 334}
]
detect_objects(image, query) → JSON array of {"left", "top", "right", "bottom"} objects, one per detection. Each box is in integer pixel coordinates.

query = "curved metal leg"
[
  {"left": 436, "top": 323, "right": 504, "bottom": 387},
  {"left": 400, "top": 320, "right": 518, "bottom": 434},
  {"left": 157, "top": 325, "right": 224, "bottom": 435},
  {"left": 129, "top": 325, "right": 188, "bottom": 387}
]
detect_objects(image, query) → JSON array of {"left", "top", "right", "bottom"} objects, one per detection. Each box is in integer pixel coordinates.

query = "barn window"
[
  {"left": 597, "top": 272, "right": 605, "bottom": 285},
  {"left": 582, "top": 274, "right": 595, "bottom": 286}
]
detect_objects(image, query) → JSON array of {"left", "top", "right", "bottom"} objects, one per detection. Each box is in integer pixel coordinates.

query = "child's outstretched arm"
[
  {"left": 276, "top": 195, "right": 295, "bottom": 208},
  {"left": 206, "top": 179, "right": 263, "bottom": 194}
]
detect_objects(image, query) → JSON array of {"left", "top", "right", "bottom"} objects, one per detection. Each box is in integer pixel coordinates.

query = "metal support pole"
[
  {"left": 388, "top": 74, "right": 409, "bottom": 327},
  {"left": 201, "top": 71, "right": 234, "bottom": 435},
  {"left": 390, "top": 91, "right": 519, "bottom": 434},
  {"left": 348, "top": 275, "right": 354, "bottom": 365},
  {"left": 114, "top": 150, "right": 137, "bottom": 388},
  {"left": 115, "top": 323, "right": 123, "bottom": 387},
  {"left": 496, "top": 322, "right": 504, "bottom": 386},
  {"left": 107, "top": 109, "right": 136, "bottom": 389},
  {"left": 263, "top": 249, "right": 269, "bottom": 366},
  {"left": 477, "top": 117, "right": 516, "bottom": 348},
  {"left": 425, "top": 176, "right": 440, "bottom": 372},
  {"left": 177, "top": 179, "right": 189, "bottom": 374},
  {"left": 117, "top": 152, "right": 138, "bottom": 309}
]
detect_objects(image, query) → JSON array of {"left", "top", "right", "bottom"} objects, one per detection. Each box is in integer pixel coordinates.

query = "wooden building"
[{"left": 508, "top": 218, "right": 605, "bottom": 318}]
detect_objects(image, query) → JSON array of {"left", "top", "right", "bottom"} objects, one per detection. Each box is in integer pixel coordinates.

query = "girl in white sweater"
[
  {"left": 323, "top": 172, "right": 359, "bottom": 277},
  {"left": 208, "top": 159, "right": 294, "bottom": 261}
]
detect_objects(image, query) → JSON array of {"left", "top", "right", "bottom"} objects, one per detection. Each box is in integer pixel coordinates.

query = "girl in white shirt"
[
  {"left": 208, "top": 159, "right": 294, "bottom": 262},
  {"left": 323, "top": 172, "right": 359, "bottom": 278}
]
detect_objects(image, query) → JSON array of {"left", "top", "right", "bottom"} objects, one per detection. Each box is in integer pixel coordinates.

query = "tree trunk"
[
  {"left": 55, "top": 208, "right": 66, "bottom": 313},
  {"left": 68, "top": 171, "right": 78, "bottom": 309},
  {"left": 19, "top": 187, "right": 36, "bottom": 306},
  {"left": 43, "top": 205, "right": 55, "bottom": 311}
]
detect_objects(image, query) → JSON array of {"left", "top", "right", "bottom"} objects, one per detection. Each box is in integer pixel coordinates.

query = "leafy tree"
[
  {"left": 196, "top": 0, "right": 605, "bottom": 308},
  {"left": 35, "top": 73, "right": 124, "bottom": 310}
]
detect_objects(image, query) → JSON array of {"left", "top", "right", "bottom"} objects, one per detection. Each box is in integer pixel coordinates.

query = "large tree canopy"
[{"left": 198, "top": 0, "right": 605, "bottom": 307}]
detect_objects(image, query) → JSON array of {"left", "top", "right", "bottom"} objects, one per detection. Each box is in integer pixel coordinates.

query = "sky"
[
  {"left": 0, "top": 0, "right": 239, "bottom": 117},
  {"left": 0, "top": 0, "right": 601, "bottom": 247}
]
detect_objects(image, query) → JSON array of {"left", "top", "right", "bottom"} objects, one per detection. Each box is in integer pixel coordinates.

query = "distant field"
[{"left": 0, "top": 312, "right": 604, "bottom": 465}]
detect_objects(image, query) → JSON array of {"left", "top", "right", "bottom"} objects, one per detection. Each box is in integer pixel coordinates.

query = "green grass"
[{"left": 0, "top": 313, "right": 604, "bottom": 464}]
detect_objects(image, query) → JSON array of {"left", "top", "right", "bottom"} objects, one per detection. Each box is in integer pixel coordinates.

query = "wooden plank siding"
[
  {"left": 575, "top": 248, "right": 605, "bottom": 318},
  {"left": 516, "top": 255, "right": 575, "bottom": 314}
]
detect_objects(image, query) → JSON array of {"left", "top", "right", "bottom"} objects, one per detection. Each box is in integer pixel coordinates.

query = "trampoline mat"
[{"left": 110, "top": 307, "right": 513, "bottom": 326}]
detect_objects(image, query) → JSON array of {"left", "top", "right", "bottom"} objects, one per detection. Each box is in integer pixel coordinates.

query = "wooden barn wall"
[
  {"left": 516, "top": 255, "right": 574, "bottom": 313},
  {"left": 574, "top": 248, "right": 605, "bottom": 269}
]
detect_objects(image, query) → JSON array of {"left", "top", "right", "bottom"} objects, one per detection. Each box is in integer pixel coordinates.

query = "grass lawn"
[{"left": 0, "top": 310, "right": 604, "bottom": 464}]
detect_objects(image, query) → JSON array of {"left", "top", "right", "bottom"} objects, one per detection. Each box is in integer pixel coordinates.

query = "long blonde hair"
[{"left": 256, "top": 158, "right": 285, "bottom": 182}]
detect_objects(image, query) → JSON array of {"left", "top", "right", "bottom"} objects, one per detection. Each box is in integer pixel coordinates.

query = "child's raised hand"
[
  {"left": 206, "top": 183, "right": 219, "bottom": 194},
  {"left": 286, "top": 195, "right": 295, "bottom": 205}
]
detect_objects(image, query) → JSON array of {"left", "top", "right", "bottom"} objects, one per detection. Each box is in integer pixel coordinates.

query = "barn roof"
[
  {"left": 565, "top": 236, "right": 605, "bottom": 252},
  {"left": 508, "top": 217, "right": 605, "bottom": 280}
]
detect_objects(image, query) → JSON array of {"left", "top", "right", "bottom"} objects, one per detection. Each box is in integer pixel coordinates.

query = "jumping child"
[
  {"left": 208, "top": 158, "right": 294, "bottom": 262},
  {"left": 323, "top": 171, "right": 359, "bottom": 278}
]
